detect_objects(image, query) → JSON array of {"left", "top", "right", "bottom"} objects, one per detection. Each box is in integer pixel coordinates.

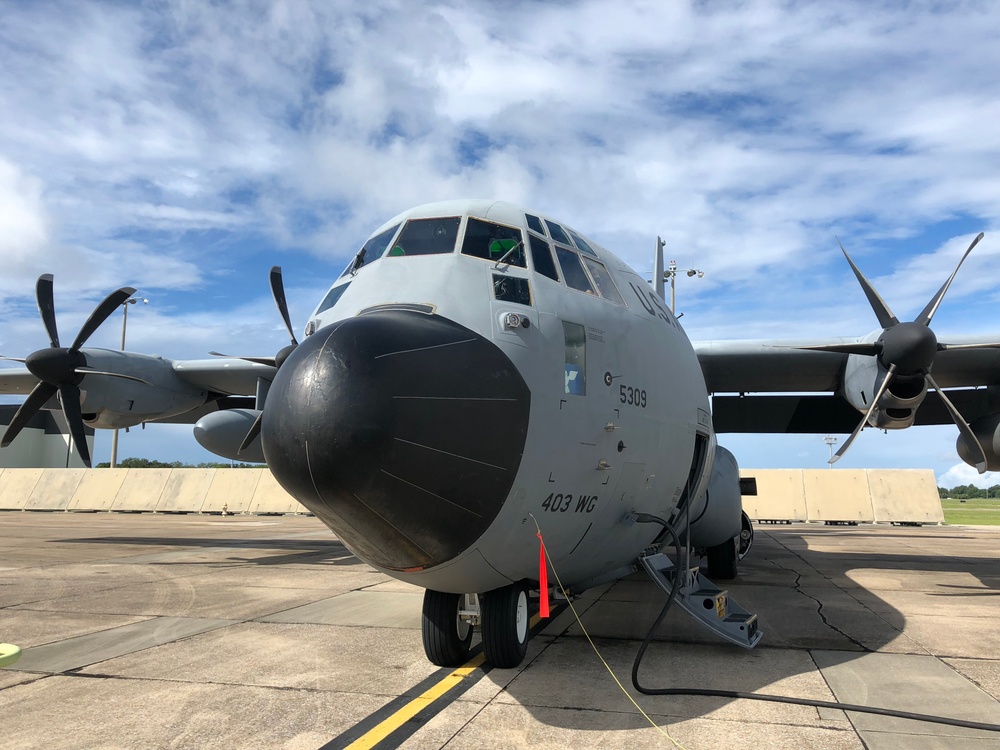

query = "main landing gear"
[
  {"left": 705, "top": 511, "right": 754, "bottom": 580},
  {"left": 421, "top": 581, "right": 532, "bottom": 669}
]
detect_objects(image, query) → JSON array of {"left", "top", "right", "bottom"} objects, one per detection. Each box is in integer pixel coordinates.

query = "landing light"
[{"left": 504, "top": 313, "right": 530, "bottom": 330}]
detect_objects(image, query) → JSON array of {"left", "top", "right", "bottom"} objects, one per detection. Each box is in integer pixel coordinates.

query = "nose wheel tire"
[
  {"left": 481, "top": 581, "right": 530, "bottom": 668},
  {"left": 421, "top": 589, "right": 473, "bottom": 667}
]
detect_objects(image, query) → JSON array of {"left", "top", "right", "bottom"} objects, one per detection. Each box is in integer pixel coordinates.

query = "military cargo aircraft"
[{"left": 2, "top": 199, "right": 998, "bottom": 668}]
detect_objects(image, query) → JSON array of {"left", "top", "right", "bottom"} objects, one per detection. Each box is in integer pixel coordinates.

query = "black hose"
[{"left": 628, "top": 515, "right": 1000, "bottom": 734}]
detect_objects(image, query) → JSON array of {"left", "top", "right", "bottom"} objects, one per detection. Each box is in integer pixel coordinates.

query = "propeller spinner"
[
  {"left": 813, "top": 233, "right": 991, "bottom": 471},
  {"left": 1, "top": 275, "right": 137, "bottom": 468}
]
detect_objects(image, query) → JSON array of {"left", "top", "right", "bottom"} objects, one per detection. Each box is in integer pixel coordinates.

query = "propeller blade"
[
  {"left": 238, "top": 411, "right": 264, "bottom": 454},
  {"left": 73, "top": 367, "right": 152, "bottom": 385},
  {"left": 782, "top": 342, "right": 879, "bottom": 356},
  {"left": 837, "top": 237, "right": 899, "bottom": 329},
  {"left": 58, "top": 383, "right": 91, "bottom": 468},
  {"left": 915, "top": 232, "right": 984, "bottom": 327},
  {"left": 831, "top": 364, "right": 897, "bottom": 465},
  {"left": 937, "top": 342, "right": 1000, "bottom": 351},
  {"left": 71, "top": 286, "right": 137, "bottom": 351},
  {"left": 208, "top": 351, "right": 278, "bottom": 367},
  {"left": 1, "top": 381, "right": 58, "bottom": 447},
  {"left": 269, "top": 266, "right": 298, "bottom": 347},
  {"left": 926, "top": 373, "right": 987, "bottom": 474},
  {"left": 36, "top": 274, "right": 60, "bottom": 348}
]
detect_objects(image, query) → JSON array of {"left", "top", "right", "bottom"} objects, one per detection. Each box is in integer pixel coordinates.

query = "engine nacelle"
[
  {"left": 194, "top": 409, "right": 265, "bottom": 463},
  {"left": 843, "top": 353, "right": 927, "bottom": 429},
  {"left": 687, "top": 445, "right": 743, "bottom": 548},
  {"left": 957, "top": 413, "right": 1000, "bottom": 472},
  {"left": 79, "top": 350, "right": 209, "bottom": 429}
]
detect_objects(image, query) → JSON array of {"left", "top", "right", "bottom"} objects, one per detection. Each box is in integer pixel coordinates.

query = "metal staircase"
[{"left": 639, "top": 552, "right": 763, "bottom": 649}]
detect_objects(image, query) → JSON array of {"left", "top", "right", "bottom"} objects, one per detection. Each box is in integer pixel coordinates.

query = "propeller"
[
  {"left": 1, "top": 275, "right": 137, "bottom": 468},
  {"left": 232, "top": 266, "right": 299, "bottom": 454},
  {"left": 813, "top": 233, "right": 990, "bottom": 471}
]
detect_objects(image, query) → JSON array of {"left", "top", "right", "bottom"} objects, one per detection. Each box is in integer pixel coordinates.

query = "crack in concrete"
[{"left": 763, "top": 532, "right": 870, "bottom": 651}]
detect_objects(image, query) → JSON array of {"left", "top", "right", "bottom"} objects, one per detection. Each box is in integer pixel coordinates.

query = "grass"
[{"left": 941, "top": 498, "right": 1000, "bottom": 525}]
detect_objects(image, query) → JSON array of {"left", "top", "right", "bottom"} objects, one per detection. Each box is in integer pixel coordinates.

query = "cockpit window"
[
  {"left": 582, "top": 257, "right": 626, "bottom": 305},
  {"left": 367, "top": 223, "right": 402, "bottom": 259},
  {"left": 545, "top": 220, "right": 572, "bottom": 246},
  {"left": 388, "top": 217, "right": 461, "bottom": 256},
  {"left": 461, "top": 218, "right": 525, "bottom": 267},
  {"left": 555, "top": 246, "right": 596, "bottom": 295},
  {"left": 339, "top": 223, "right": 400, "bottom": 278},
  {"left": 527, "top": 233, "right": 559, "bottom": 281},
  {"left": 569, "top": 230, "right": 598, "bottom": 257},
  {"left": 525, "top": 214, "right": 545, "bottom": 234},
  {"left": 316, "top": 281, "right": 351, "bottom": 314}
]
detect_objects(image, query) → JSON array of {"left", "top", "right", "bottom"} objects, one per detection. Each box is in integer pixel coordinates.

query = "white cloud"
[
  {"left": 937, "top": 463, "right": 1000, "bottom": 490},
  {"left": 0, "top": 158, "right": 50, "bottom": 270},
  {"left": 1, "top": 1, "right": 1000, "bottom": 469}
]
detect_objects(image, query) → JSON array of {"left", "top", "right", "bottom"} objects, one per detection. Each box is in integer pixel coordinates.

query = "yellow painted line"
[
  {"left": 345, "top": 652, "right": 487, "bottom": 750},
  {"left": 344, "top": 610, "right": 549, "bottom": 749}
]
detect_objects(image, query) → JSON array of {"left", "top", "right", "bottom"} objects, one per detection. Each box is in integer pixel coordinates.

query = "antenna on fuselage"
[{"left": 653, "top": 236, "right": 666, "bottom": 302}]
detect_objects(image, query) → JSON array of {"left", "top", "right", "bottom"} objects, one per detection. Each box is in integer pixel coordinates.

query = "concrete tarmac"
[{"left": 1, "top": 511, "right": 999, "bottom": 749}]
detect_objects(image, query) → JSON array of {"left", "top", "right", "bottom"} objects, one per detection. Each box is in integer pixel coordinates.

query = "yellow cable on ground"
[{"left": 528, "top": 514, "right": 688, "bottom": 750}]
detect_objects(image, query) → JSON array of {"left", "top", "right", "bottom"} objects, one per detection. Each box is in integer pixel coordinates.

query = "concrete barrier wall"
[
  {"left": 69, "top": 469, "right": 129, "bottom": 511},
  {"left": 803, "top": 469, "right": 874, "bottom": 523},
  {"left": 868, "top": 469, "right": 944, "bottom": 524},
  {"left": 112, "top": 469, "right": 174, "bottom": 512},
  {"left": 202, "top": 470, "right": 263, "bottom": 514},
  {"left": 0, "top": 469, "right": 44, "bottom": 510},
  {"left": 0, "top": 468, "right": 306, "bottom": 515},
  {"left": 156, "top": 468, "right": 215, "bottom": 513},
  {"left": 25, "top": 469, "right": 87, "bottom": 511},
  {"left": 740, "top": 469, "right": 807, "bottom": 522},
  {"left": 0, "top": 467, "right": 943, "bottom": 523},
  {"left": 741, "top": 468, "right": 942, "bottom": 524}
]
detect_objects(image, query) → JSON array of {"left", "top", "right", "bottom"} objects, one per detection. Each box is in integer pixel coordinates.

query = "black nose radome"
[{"left": 261, "top": 310, "right": 531, "bottom": 572}]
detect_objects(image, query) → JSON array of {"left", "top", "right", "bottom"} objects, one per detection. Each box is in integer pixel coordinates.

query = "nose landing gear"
[
  {"left": 421, "top": 581, "right": 533, "bottom": 669},
  {"left": 481, "top": 581, "right": 530, "bottom": 668},
  {"left": 421, "top": 590, "right": 473, "bottom": 667}
]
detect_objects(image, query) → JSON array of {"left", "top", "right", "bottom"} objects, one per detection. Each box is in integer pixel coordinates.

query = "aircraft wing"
[
  {"left": 172, "top": 358, "right": 276, "bottom": 396},
  {"left": 0, "top": 358, "right": 269, "bottom": 427},
  {"left": 0, "top": 368, "right": 39, "bottom": 395},
  {"left": 695, "top": 335, "right": 1000, "bottom": 433}
]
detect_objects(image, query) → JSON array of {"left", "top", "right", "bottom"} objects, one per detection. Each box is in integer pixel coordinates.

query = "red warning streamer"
[{"left": 537, "top": 530, "right": 550, "bottom": 618}]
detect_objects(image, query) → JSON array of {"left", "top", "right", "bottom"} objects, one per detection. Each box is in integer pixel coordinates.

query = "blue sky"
[{"left": 1, "top": 1, "right": 999, "bottom": 487}]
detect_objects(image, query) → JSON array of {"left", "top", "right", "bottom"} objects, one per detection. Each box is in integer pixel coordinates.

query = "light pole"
[
  {"left": 661, "top": 252, "right": 705, "bottom": 315},
  {"left": 109, "top": 295, "right": 148, "bottom": 468},
  {"left": 824, "top": 435, "right": 838, "bottom": 467}
]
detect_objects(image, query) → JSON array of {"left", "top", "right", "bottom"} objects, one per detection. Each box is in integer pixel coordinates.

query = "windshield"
[
  {"left": 339, "top": 223, "right": 400, "bottom": 278},
  {"left": 462, "top": 218, "right": 525, "bottom": 267},
  {"left": 316, "top": 281, "right": 351, "bottom": 314},
  {"left": 387, "top": 217, "right": 461, "bottom": 256}
]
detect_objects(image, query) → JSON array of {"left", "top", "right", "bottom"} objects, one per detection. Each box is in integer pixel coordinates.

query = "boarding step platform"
[{"left": 639, "top": 552, "right": 763, "bottom": 649}]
